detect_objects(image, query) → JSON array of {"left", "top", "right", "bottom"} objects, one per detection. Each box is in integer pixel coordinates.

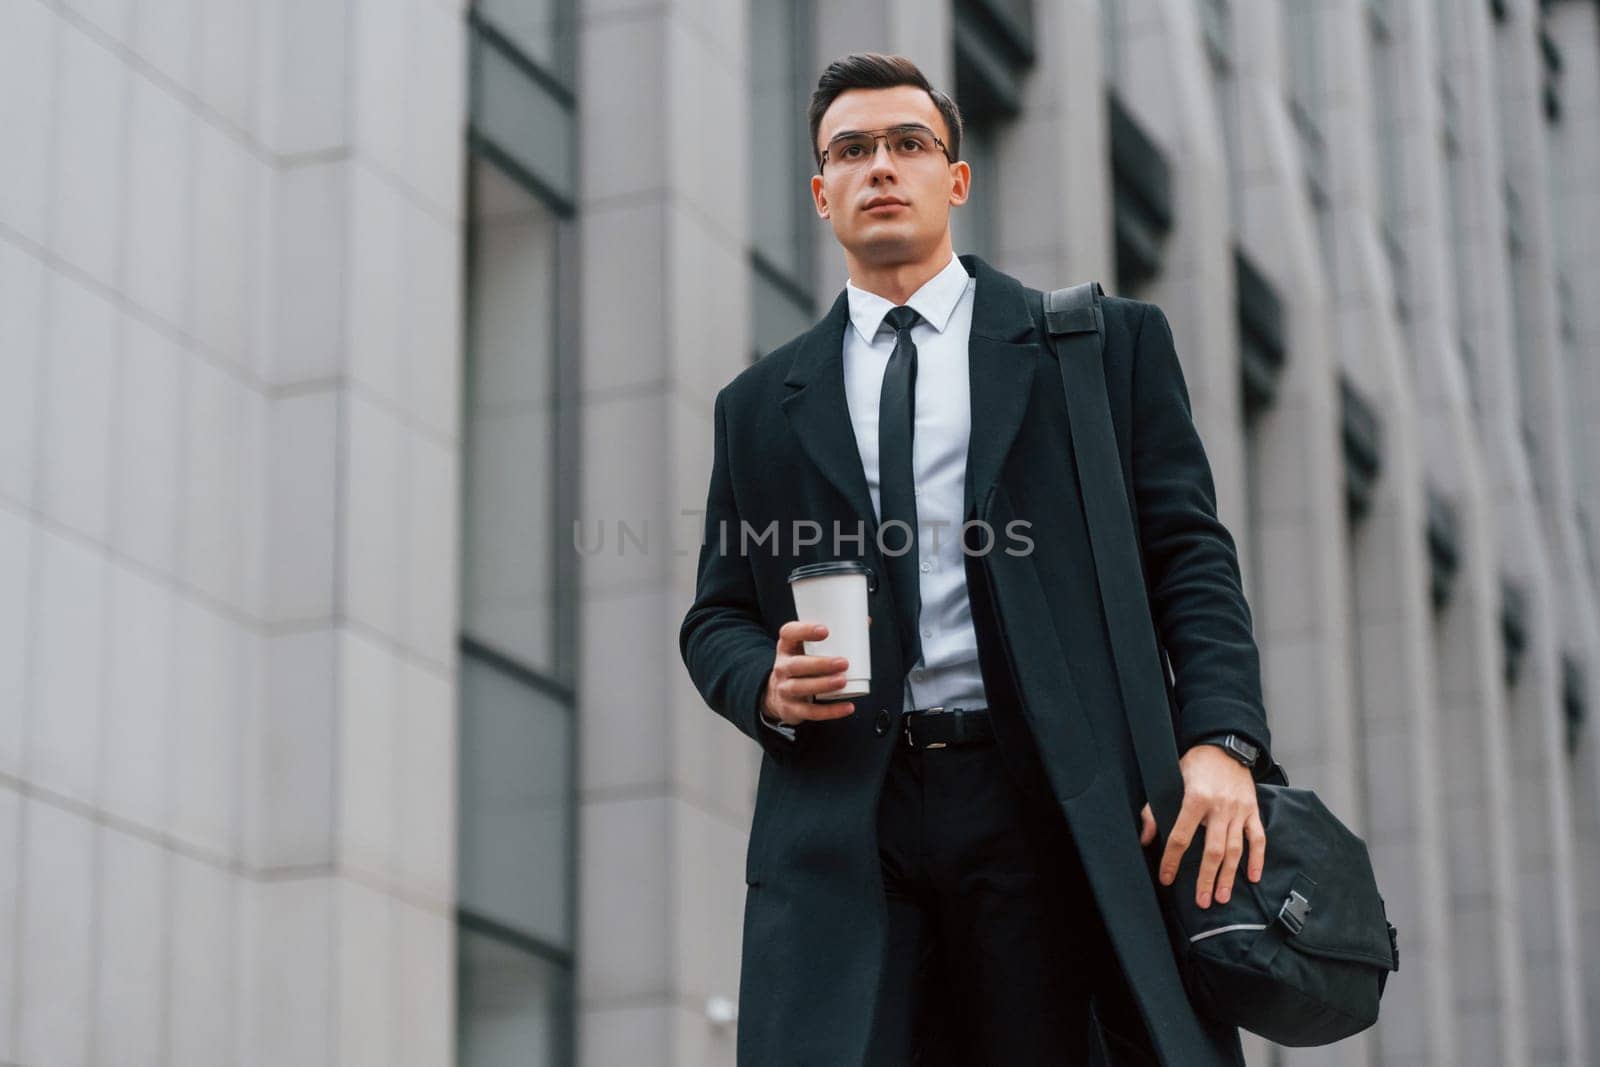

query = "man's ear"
[
  {"left": 811, "top": 174, "right": 829, "bottom": 218},
  {"left": 947, "top": 160, "right": 971, "bottom": 208}
]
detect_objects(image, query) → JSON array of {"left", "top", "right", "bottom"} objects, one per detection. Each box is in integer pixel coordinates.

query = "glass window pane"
[
  {"left": 458, "top": 651, "right": 572, "bottom": 949},
  {"left": 462, "top": 158, "right": 562, "bottom": 677},
  {"left": 1100, "top": 0, "right": 1125, "bottom": 89},
  {"left": 459, "top": 928, "right": 572, "bottom": 1066},
  {"left": 955, "top": 122, "right": 997, "bottom": 260},
  {"left": 1202, "top": 0, "right": 1231, "bottom": 68},
  {"left": 476, "top": 0, "right": 572, "bottom": 86},
  {"left": 473, "top": 33, "right": 575, "bottom": 205},
  {"left": 749, "top": 0, "right": 811, "bottom": 282},
  {"left": 752, "top": 266, "right": 816, "bottom": 360}
]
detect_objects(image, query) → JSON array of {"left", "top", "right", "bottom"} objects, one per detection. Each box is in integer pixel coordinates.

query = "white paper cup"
[{"left": 787, "top": 561, "right": 876, "bottom": 701}]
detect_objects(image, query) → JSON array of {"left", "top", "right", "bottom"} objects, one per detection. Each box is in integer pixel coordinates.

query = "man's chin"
[{"left": 847, "top": 230, "right": 924, "bottom": 264}]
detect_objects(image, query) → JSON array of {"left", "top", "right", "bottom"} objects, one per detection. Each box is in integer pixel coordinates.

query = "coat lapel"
[
  {"left": 779, "top": 254, "right": 1042, "bottom": 541},
  {"left": 959, "top": 253, "right": 1042, "bottom": 522},
  {"left": 780, "top": 288, "right": 880, "bottom": 541}
]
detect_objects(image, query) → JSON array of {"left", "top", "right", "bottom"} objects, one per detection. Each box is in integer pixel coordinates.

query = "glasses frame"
[{"left": 819, "top": 123, "right": 954, "bottom": 173}]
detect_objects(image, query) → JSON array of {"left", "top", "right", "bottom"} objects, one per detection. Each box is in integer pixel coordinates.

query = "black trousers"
[{"left": 866, "top": 731, "right": 1160, "bottom": 1066}]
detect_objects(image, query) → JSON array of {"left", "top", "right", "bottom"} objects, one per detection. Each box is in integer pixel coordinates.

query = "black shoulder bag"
[{"left": 1043, "top": 281, "right": 1399, "bottom": 1047}]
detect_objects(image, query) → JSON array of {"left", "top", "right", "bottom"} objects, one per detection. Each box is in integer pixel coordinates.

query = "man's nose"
[{"left": 867, "top": 140, "right": 898, "bottom": 177}]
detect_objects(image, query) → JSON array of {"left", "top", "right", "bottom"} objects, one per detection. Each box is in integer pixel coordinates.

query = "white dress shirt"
[
  {"left": 763, "top": 253, "right": 991, "bottom": 740},
  {"left": 843, "top": 253, "right": 989, "bottom": 715}
]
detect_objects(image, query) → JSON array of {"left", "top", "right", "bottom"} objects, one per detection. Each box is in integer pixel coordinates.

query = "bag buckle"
[{"left": 1277, "top": 890, "right": 1311, "bottom": 936}]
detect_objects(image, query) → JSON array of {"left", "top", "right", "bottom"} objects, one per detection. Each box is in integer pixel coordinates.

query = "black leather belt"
[{"left": 901, "top": 706, "right": 994, "bottom": 750}]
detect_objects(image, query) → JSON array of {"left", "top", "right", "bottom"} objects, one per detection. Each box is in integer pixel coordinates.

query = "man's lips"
[{"left": 863, "top": 199, "right": 908, "bottom": 214}]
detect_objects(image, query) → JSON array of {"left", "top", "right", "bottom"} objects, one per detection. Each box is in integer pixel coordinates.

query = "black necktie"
[{"left": 879, "top": 305, "right": 923, "bottom": 671}]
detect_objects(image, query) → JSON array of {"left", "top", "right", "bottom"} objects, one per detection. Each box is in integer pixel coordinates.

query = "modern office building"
[{"left": 1, "top": 0, "right": 1597, "bottom": 1065}]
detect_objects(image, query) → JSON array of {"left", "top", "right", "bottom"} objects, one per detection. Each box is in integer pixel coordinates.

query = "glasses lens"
[
  {"left": 829, "top": 133, "right": 874, "bottom": 165},
  {"left": 891, "top": 127, "right": 937, "bottom": 155},
  {"left": 826, "top": 127, "right": 940, "bottom": 168}
]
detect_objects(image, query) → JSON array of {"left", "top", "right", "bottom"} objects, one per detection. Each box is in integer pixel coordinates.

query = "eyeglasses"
[{"left": 819, "top": 124, "right": 953, "bottom": 173}]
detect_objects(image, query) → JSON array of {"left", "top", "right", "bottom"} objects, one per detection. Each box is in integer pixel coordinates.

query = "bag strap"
[
  {"left": 1045, "top": 286, "right": 1289, "bottom": 836},
  {"left": 1044, "top": 282, "right": 1187, "bottom": 840}
]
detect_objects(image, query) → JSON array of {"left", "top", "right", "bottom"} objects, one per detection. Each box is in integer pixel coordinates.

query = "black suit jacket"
[{"left": 679, "top": 253, "right": 1268, "bottom": 1066}]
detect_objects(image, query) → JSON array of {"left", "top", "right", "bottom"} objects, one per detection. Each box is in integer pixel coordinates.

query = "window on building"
[
  {"left": 1434, "top": 0, "right": 1478, "bottom": 413},
  {"left": 1100, "top": 0, "right": 1126, "bottom": 91},
  {"left": 459, "top": 2, "right": 577, "bottom": 1064},
  {"left": 1367, "top": 0, "right": 1408, "bottom": 325},
  {"left": 470, "top": 6, "right": 576, "bottom": 210},
  {"left": 1502, "top": 177, "right": 1546, "bottom": 506},
  {"left": 1202, "top": 0, "right": 1244, "bottom": 227},
  {"left": 474, "top": 0, "right": 574, "bottom": 87},
  {"left": 957, "top": 120, "right": 999, "bottom": 260},
  {"left": 749, "top": 0, "right": 816, "bottom": 361},
  {"left": 459, "top": 923, "right": 574, "bottom": 1064},
  {"left": 1284, "top": 0, "right": 1332, "bottom": 276},
  {"left": 953, "top": 0, "right": 1035, "bottom": 265}
]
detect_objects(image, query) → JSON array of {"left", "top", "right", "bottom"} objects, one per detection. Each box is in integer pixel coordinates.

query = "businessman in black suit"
[{"left": 679, "top": 52, "right": 1273, "bottom": 1066}]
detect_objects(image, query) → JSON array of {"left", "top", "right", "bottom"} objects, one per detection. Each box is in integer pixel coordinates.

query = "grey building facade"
[{"left": 0, "top": 1, "right": 1597, "bottom": 1066}]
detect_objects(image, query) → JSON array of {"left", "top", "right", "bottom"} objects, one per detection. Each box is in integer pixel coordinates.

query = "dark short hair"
[{"left": 807, "top": 52, "right": 963, "bottom": 169}]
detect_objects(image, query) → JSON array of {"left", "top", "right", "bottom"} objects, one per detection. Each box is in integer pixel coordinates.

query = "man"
[{"left": 679, "top": 52, "right": 1273, "bottom": 1066}]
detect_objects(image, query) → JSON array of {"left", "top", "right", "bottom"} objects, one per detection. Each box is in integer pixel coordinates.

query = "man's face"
[{"left": 810, "top": 86, "right": 970, "bottom": 266}]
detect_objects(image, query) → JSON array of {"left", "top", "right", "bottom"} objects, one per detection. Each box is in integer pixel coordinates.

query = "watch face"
[{"left": 1225, "top": 735, "right": 1258, "bottom": 764}]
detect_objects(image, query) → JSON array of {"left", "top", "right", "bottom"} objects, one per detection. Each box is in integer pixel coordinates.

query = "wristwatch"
[{"left": 1208, "top": 732, "right": 1260, "bottom": 768}]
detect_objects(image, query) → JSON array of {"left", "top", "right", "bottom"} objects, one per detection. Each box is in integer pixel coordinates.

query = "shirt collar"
[{"left": 845, "top": 253, "right": 972, "bottom": 346}]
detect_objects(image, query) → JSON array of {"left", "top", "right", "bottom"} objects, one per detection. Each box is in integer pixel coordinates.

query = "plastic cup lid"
[{"left": 787, "top": 561, "right": 877, "bottom": 591}]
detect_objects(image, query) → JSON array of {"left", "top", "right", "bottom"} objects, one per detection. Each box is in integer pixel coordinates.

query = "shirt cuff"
[{"left": 759, "top": 708, "right": 797, "bottom": 741}]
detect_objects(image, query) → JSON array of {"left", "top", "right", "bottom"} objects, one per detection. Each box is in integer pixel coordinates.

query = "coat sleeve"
[
  {"left": 1129, "top": 302, "right": 1272, "bottom": 770},
  {"left": 679, "top": 386, "right": 802, "bottom": 759}
]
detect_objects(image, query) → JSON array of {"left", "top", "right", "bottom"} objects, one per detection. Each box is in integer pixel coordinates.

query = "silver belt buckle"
[{"left": 906, "top": 705, "right": 948, "bottom": 749}]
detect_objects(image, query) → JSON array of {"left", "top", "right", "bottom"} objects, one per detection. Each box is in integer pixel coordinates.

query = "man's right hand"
[{"left": 761, "top": 620, "right": 864, "bottom": 728}]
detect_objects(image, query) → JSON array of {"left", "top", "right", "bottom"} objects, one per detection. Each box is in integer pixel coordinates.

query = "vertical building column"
[
  {"left": 1544, "top": 2, "right": 1600, "bottom": 1057},
  {"left": 987, "top": 0, "right": 1114, "bottom": 287},
  {"left": 574, "top": 1, "right": 756, "bottom": 1065},
  {"left": 1395, "top": 0, "right": 1542, "bottom": 1062},
  {"left": 1113, "top": 0, "right": 1247, "bottom": 549},
  {"left": 1314, "top": 2, "right": 1459, "bottom": 1063},
  {"left": 0, "top": 0, "right": 468, "bottom": 1063},
  {"left": 250, "top": 1, "right": 466, "bottom": 1064},
  {"left": 1495, "top": 7, "right": 1597, "bottom": 1057},
  {"left": 1229, "top": 2, "right": 1365, "bottom": 1058},
  {"left": 1449, "top": 2, "right": 1572, "bottom": 1062}
]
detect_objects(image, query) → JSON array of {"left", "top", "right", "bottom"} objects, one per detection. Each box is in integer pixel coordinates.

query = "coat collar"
[{"left": 780, "top": 253, "right": 1041, "bottom": 542}]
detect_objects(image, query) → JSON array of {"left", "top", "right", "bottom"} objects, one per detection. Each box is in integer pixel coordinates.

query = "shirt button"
[
  {"left": 920, "top": 561, "right": 932, "bottom": 573},
  {"left": 922, "top": 628, "right": 932, "bottom": 638},
  {"left": 874, "top": 708, "right": 891, "bottom": 736}
]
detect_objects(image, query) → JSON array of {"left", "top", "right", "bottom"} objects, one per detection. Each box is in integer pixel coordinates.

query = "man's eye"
[
  {"left": 841, "top": 143, "right": 863, "bottom": 157},
  {"left": 901, "top": 138, "right": 924, "bottom": 151}
]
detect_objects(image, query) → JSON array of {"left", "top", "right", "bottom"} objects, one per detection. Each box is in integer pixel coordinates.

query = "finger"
[
  {"left": 1193, "top": 817, "right": 1229, "bottom": 908},
  {"left": 1159, "top": 801, "right": 1204, "bottom": 886},
  {"left": 1138, "top": 804, "right": 1156, "bottom": 847},
  {"left": 777, "top": 620, "right": 827, "bottom": 652},
  {"left": 1213, "top": 817, "right": 1246, "bottom": 905},
  {"left": 785, "top": 653, "right": 851, "bottom": 678},
  {"left": 1245, "top": 811, "right": 1267, "bottom": 882},
  {"left": 785, "top": 671, "right": 855, "bottom": 700},
  {"left": 791, "top": 698, "right": 855, "bottom": 721}
]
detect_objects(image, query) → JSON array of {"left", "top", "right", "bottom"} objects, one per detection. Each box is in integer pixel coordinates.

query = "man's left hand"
[{"left": 1137, "top": 745, "right": 1266, "bottom": 908}]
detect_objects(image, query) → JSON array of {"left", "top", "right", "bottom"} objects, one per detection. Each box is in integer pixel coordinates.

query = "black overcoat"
[{"left": 678, "top": 253, "right": 1272, "bottom": 1066}]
